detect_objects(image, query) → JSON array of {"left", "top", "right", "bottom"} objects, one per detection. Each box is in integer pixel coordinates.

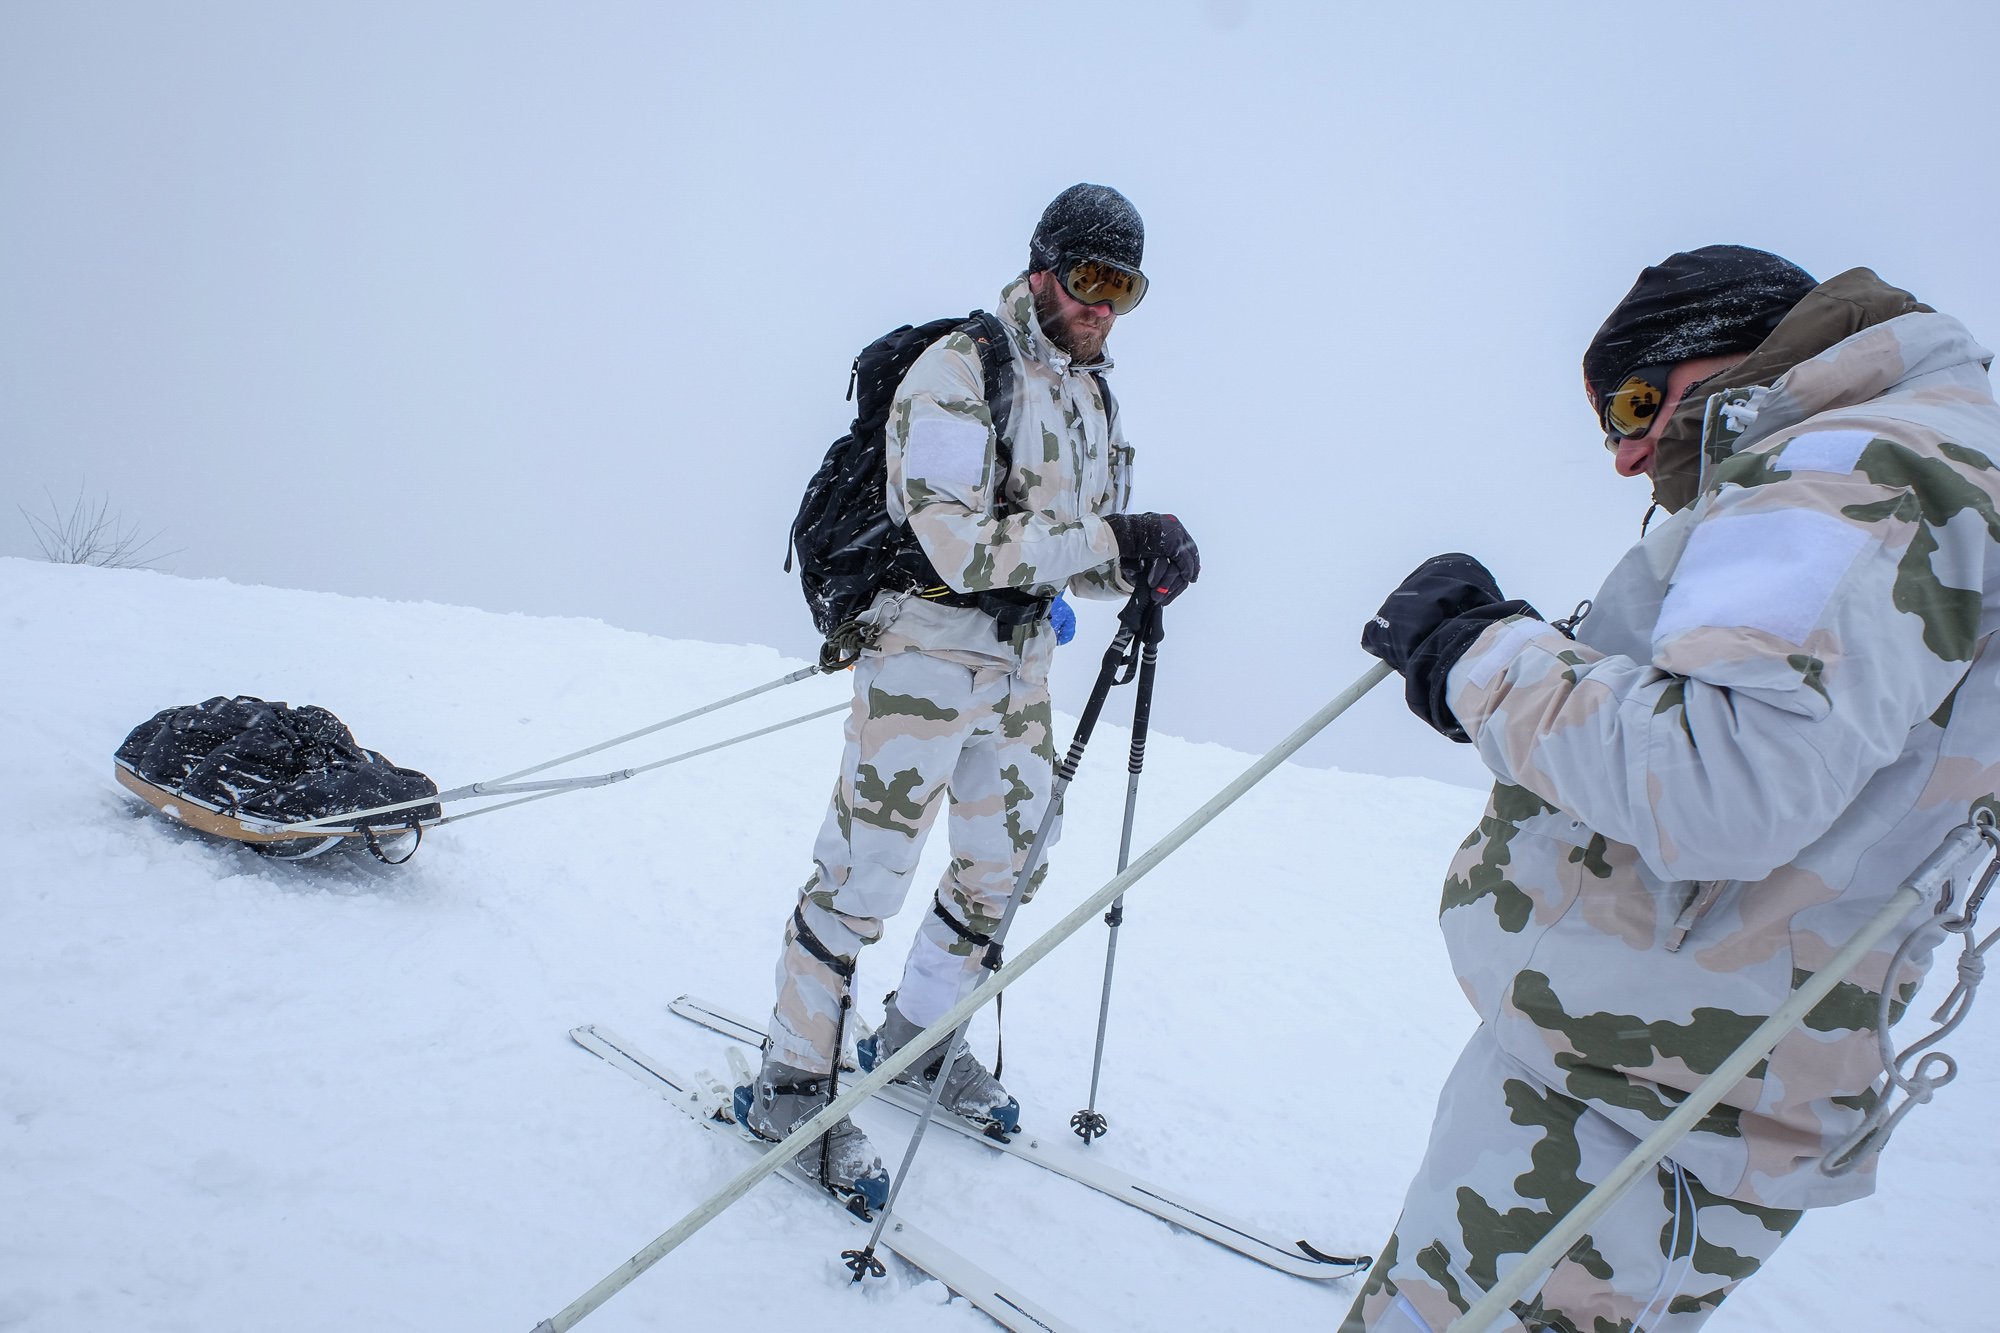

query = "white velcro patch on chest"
[
  {"left": 1654, "top": 508, "right": 1871, "bottom": 646},
  {"left": 1777, "top": 429, "right": 1875, "bottom": 475},
  {"left": 905, "top": 415, "right": 989, "bottom": 487}
]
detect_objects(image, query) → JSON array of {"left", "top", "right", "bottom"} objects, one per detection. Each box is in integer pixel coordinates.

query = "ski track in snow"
[{"left": 2, "top": 556, "right": 1994, "bottom": 1331}]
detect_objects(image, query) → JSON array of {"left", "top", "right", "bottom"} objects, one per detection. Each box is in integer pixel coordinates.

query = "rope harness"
[{"left": 1823, "top": 809, "right": 2000, "bottom": 1176}]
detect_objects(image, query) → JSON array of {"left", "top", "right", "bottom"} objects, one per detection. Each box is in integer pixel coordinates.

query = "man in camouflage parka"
[
  {"left": 742, "top": 184, "right": 1200, "bottom": 1207},
  {"left": 1351, "top": 246, "right": 2000, "bottom": 1331}
]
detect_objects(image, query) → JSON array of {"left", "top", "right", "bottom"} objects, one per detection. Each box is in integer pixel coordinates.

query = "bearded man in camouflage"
[
  {"left": 1351, "top": 245, "right": 2000, "bottom": 1331},
  {"left": 740, "top": 184, "right": 1199, "bottom": 1209}
]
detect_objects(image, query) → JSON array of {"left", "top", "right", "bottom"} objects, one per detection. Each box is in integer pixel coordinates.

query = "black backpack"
[{"left": 786, "top": 311, "right": 1019, "bottom": 642}]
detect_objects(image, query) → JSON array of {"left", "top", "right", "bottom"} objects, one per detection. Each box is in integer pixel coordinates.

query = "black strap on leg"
[
  {"left": 821, "top": 987, "right": 852, "bottom": 1201},
  {"left": 791, "top": 905, "right": 858, "bottom": 982},
  {"left": 785, "top": 907, "right": 862, "bottom": 1204},
  {"left": 931, "top": 901, "right": 1006, "bottom": 1079},
  {"left": 787, "top": 905, "right": 863, "bottom": 1200},
  {"left": 930, "top": 898, "right": 993, "bottom": 947}
]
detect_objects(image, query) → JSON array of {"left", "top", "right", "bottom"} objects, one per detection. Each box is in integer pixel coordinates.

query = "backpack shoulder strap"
[
  {"left": 1092, "top": 369, "right": 1116, "bottom": 438},
  {"left": 960, "top": 310, "right": 1016, "bottom": 467}
]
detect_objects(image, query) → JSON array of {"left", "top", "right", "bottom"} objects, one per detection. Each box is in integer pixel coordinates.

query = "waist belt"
[{"left": 911, "top": 582, "right": 1055, "bottom": 640}]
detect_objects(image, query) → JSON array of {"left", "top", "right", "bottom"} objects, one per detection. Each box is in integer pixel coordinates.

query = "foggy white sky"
[{"left": 7, "top": 1, "right": 1999, "bottom": 788}]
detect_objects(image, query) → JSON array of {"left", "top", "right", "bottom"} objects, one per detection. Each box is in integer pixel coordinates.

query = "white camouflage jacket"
[
  {"left": 868, "top": 276, "right": 1133, "bottom": 682},
  {"left": 1441, "top": 300, "right": 2000, "bottom": 1209}
]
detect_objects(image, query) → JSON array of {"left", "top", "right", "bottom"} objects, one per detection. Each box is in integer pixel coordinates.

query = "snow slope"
[{"left": 3, "top": 557, "right": 1994, "bottom": 1332}]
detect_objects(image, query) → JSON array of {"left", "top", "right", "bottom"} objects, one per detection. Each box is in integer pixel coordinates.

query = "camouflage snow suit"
[
  {"left": 1348, "top": 277, "right": 2000, "bottom": 1331},
  {"left": 765, "top": 276, "right": 1133, "bottom": 1073}
]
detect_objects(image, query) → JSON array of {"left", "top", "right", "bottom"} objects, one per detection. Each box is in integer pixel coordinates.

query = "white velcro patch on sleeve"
[
  {"left": 905, "top": 415, "right": 989, "bottom": 487},
  {"left": 1654, "top": 508, "right": 1871, "bottom": 647},
  {"left": 1462, "top": 618, "right": 1565, "bottom": 689},
  {"left": 1777, "top": 429, "right": 1875, "bottom": 476}
]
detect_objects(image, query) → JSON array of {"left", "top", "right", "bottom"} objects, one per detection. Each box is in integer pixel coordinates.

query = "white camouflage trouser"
[
  {"left": 1343, "top": 1028, "right": 1802, "bottom": 1333},
  {"left": 765, "top": 650, "right": 1057, "bottom": 1073}
]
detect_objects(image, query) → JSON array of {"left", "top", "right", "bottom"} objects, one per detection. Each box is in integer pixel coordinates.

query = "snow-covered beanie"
[
  {"left": 1029, "top": 184, "right": 1144, "bottom": 274},
  {"left": 1582, "top": 245, "right": 1818, "bottom": 411}
]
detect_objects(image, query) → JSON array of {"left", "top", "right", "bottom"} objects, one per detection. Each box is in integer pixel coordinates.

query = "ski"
[
  {"left": 667, "top": 994, "right": 1370, "bottom": 1282},
  {"left": 569, "top": 1024, "right": 1079, "bottom": 1333}
]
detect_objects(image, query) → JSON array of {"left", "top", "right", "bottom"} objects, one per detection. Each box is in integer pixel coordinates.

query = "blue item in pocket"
[{"left": 1050, "top": 594, "right": 1076, "bottom": 645}]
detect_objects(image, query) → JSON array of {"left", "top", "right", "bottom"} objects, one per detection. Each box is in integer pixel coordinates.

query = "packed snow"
[{"left": 4, "top": 556, "right": 1995, "bottom": 1331}]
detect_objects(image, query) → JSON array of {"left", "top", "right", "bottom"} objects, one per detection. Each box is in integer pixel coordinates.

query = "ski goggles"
[
  {"left": 1058, "top": 256, "right": 1148, "bottom": 315},
  {"left": 1597, "top": 364, "right": 1673, "bottom": 448}
]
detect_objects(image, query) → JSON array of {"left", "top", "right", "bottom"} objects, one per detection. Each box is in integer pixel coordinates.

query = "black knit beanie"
[
  {"left": 1582, "top": 245, "right": 1818, "bottom": 410},
  {"left": 1029, "top": 184, "right": 1144, "bottom": 274}
]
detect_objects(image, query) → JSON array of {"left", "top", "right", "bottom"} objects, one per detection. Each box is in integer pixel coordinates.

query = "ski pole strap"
[{"left": 790, "top": 906, "right": 857, "bottom": 983}]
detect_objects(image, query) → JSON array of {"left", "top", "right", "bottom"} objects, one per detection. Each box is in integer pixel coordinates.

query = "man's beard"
[{"left": 1032, "top": 281, "right": 1109, "bottom": 362}]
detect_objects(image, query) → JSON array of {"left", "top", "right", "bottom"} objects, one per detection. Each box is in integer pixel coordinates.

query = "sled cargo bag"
[{"left": 113, "top": 695, "right": 441, "bottom": 862}]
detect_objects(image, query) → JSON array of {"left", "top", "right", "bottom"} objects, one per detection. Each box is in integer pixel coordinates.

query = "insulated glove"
[
  {"left": 1104, "top": 511, "right": 1201, "bottom": 605},
  {"left": 1049, "top": 593, "right": 1076, "bottom": 645},
  {"left": 1361, "top": 553, "right": 1541, "bottom": 742}
]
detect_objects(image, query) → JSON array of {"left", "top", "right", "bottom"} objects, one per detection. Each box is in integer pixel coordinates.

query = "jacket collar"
[
  {"left": 1694, "top": 307, "right": 1995, "bottom": 489},
  {"left": 999, "top": 274, "right": 1115, "bottom": 376},
  {"left": 1650, "top": 268, "right": 1937, "bottom": 512}
]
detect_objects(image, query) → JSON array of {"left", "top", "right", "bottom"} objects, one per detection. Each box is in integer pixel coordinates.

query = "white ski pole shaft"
[
  {"left": 1446, "top": 820, "right": 1990, "bottom": 1333},
  {"left": 526, "top": 658, "right": 1391, "bottom": 1333}
]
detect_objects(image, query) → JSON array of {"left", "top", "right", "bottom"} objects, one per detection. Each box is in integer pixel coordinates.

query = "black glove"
[
  {"left": 1361, "top": 553, "right": 1540, "bottom": 742},
  {"left": 1104, "top": 511, "right": 1200, "bottom": 605}
]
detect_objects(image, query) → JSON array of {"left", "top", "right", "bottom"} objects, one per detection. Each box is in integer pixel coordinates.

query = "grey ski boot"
[
  {"left": 856, "top": 992, "right": 1022, "bottom": 1135},
  {"left": 733, "top": 1057, "right": 889, "bottom": 1213}
]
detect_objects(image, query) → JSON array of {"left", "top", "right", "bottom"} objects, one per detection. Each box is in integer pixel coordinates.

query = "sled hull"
[{"left": 113, "top": 761, "right": 426, "bottom": 850}]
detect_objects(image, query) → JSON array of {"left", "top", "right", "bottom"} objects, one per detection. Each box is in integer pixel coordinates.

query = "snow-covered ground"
[{"left": 3, "top": 556, "right": 1995, "bottom": 1331}]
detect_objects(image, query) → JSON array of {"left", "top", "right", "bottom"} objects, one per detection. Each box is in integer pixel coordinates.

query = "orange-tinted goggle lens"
[
  {"left": 1059, "top": 258, "right": 1148, "bottom": 315},
  {"left": 1599, "top": 365, "right": 1673, "bottom": 442}
]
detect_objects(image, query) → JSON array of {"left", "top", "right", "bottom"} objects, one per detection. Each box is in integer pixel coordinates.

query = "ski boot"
[
  {"left": 734, "top": 1057, "right": 889, "bottom": 1213},
  {"left": 856, "top": 992, "right": 1022, "bottom": 1136}
]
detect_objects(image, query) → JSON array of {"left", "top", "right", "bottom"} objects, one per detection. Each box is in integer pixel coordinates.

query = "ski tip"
[{"left": 1295, "top": 1241, "right": 1372, "bottom": 1271}]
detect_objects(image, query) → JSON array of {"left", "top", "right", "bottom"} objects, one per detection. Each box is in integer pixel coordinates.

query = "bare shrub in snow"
[{"left": 20, "top": 487, "right": 179, "bottom": 569}]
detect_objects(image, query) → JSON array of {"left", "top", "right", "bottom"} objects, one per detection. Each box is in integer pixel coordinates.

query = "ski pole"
[
  {"left": 526, "top": 657, "right": 1391, "bottom": 1333},
  {"left": 842, "top": 595, "right": 1149, "bottom": 1281},
  {"left": 1071, "top": 599, "right": 1162, "bottom": 1144},
  {"left": 1445, "top": 815, "right": 1996, "bottom": 1333}
]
